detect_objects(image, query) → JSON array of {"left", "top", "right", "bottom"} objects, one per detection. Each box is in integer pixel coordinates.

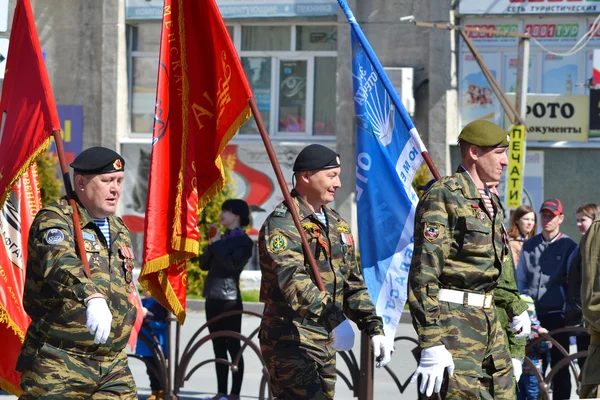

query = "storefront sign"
[
  {"left": 459, "top": 0, "right": 600, "bottom": 15},
  {"left": 125, "top": 0, "right": 339, "bottom": 20},
  {"left": 506, "top": 125, "right": 526, "bottom": 209},
  {"left": 505, "top": 94, "right": 589, "bottom": 141}
]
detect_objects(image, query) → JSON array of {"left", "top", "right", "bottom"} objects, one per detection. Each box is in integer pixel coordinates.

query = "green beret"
[
  {"left": 458, "top": 120, "right": 510, "bottom": 148},
  {"left": 70, "top": 146, "right": 125, "bottom": 175},
  {"left": 293, "top": 144, "right": 340, "bottom": 172}
]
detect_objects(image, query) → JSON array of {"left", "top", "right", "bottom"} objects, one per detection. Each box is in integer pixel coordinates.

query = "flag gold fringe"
[
  {"left": 138, "top": 267, "right": 187, "bottom": 325},
  {"left": 0, "top": 303, "right": 26, "bottom": 396},
  {"left": 0, "top": 376, "right": 21, "bottom": 397},
  {"left": 0, "top": 137, "right": 51, "bottom": 210}
]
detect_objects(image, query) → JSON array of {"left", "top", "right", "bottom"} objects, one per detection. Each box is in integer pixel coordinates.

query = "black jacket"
[{"left": 200, "top": 233, "right": 254, "bottom": 301}]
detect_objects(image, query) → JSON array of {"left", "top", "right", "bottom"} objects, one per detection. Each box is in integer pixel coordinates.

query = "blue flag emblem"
[{"left": 350, "top": 24, "right": 425, "bottom": 344}]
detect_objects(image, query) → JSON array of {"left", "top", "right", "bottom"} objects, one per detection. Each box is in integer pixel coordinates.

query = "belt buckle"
[{"left": 483, "top": 294, "right": 493, "bottom": 309}]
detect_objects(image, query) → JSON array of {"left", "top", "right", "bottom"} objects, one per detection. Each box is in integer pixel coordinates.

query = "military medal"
[{"left": 119, "top": 245, "right": 135, "bottom": 285}]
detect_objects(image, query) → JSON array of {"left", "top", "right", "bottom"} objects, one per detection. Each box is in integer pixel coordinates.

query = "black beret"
[
  {"left": 293, "top": 144, "right": 340, "bottom": 172},
  {"left": 70, "top": 146, "right": 125, "bottom": 175}
]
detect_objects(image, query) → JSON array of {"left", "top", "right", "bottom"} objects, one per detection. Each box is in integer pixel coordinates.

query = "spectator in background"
[
  {"left": 136, "top": 292, "right": 169, "bottom": 400},
  {"left": 200, "top": 199, "right": 254, "bottom": 400},
  {"left": 508, "top": 205, "right": 537, "bottom": 269},
  {"left": 566, "top": 203, "right": 600, "bottom": 369},
  {"left": 517, "top": 198, "right": 578, "bottom": 400}
]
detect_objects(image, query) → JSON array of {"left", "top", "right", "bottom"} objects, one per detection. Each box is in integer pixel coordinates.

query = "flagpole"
[
  {"left": 337, "top": 0, "right": 440, "bottom": 181},
  {"left": 52, "top": 130, "right": 93, "bottom": 278},
  {"left": 248, "top": 98, "right": 325, "bottom": 292}
]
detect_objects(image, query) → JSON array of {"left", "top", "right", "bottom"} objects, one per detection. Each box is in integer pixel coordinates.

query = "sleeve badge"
[
  {"left": 424, "top": 223, "right": 444, "bottom": 243},
  {"left": 45, "top": 229, "right": 65, "bottom": 245},
  {"left": 269, "top": 234, "right": 288, "bottom": 253}
]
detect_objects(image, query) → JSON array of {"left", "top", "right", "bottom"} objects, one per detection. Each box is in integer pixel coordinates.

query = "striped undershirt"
[
  {"left": 477, "top": 188, "right": 495, "bottom": 220},
  {"left": 315, "top": 212, "right": 328, "bottom": 227},
  {"left": 93, "top": 218, "right": 110, "bottom": 248}
]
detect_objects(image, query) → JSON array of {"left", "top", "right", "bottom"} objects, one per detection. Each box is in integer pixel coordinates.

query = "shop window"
[{"left": 242, "top": 26, "right": 291, "bottom": 51}]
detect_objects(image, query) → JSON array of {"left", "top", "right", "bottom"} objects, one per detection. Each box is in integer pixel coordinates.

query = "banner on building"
[
  {"left": 459, "top": 0, "right": 600, "bottom": 15},
  {"left": 125, "top": 0, "right": 338, "bottom": 20},
  {"left": 506, "top": 125, "right": 526, "bottom": 209},
  {"left": 505, "top": 94, "right": 588, "bottom": 141}
]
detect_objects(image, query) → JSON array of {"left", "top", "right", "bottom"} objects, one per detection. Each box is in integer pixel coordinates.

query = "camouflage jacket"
[
  {"left": 408, "top": 168, "right": 512, "bottom": 348},
  {"left": 18, "top": 197, "right": 137, "bottom": 364},
  {"left": 581, "top": 219, "right": 600, "bottom": 343},
  {"left": 258, "top": 190, "right": 383, "bottom": 337}
]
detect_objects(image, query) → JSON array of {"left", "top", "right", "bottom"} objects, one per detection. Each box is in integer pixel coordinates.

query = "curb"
[
  {"left": 186, "top": 298, "right": 264, "bottom": 314},
  {"left": 186, "top": 299, "right": 413, "bottom": 324}
]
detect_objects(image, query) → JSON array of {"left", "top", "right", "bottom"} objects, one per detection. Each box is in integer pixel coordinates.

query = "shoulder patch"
[
  {"left": 45, "top": 229, "right": 65, "bottom": 245},
  {"left": 269, "top": 234, "right": 288, "bottom": 253},
  {"left": 424, "top": 223, "right": 444, "bottom": 242},
  {"left": 273, "top": 206, "right": 287, "bottom": 217},
  {"left": 82, "top": 231, "right": 96, "bottom": 241}
]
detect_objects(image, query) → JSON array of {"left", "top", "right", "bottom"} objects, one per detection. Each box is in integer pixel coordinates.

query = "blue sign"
[
  {"left": 125, "top": 1, "right": 338, "bottom": 20},
  {"left": 48, "top": 105, "right": 84, "bottom": 162}
]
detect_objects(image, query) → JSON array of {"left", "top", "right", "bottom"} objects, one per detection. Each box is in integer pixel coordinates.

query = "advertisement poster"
[
  {"left": 461, "top": 19, "right": 521, "bottom": 48},
  {"left": 523, "top": 19, "right": 585, "bottom": 48},
  {"left": 498, "top": 150, "right": 544, "bottom": 214},
  {"left": 505, "top": 94, "right": 589, "bottom": 141},
  {"left": 48, "top": 105, "right": 84, "bottom": 165},
  {"left": 459, "top": 0, "right": 600, "bottom": 15},
  {"left": 503, "top": 55, "right": 537, "bottom": 93},
  {"left": 460, "top": 52, "right": 502, "bottom": 128},
  {"left": 278, "top": 60, "right": 308, "bottom": 132},
  {"left": 542, "top": 53, "right": 581, "bottom": 96},
  {"left": 241, "top": 57, "right": 272, "bottom": 134}
]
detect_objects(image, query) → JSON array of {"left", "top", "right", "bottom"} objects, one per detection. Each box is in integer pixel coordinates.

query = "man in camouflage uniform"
[
  {"left": 17, "top": 147, "right": 138, "bottom": 399},
  {"left": 408, "top": 120, "right": 530, "bottom": 399},
  {"left": 580, "top": 217, "right": 600, "bottom": 398},
  {"left": 258, "top": 144, "right": 392, "bottom": 399}
]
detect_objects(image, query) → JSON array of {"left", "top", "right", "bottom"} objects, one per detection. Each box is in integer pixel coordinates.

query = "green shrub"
[
  {"left": 186, "top": 155, "right": 237, "bottom": 297},
  {"left": 36, "top": 152, "right": 62, "bottom": 205}
]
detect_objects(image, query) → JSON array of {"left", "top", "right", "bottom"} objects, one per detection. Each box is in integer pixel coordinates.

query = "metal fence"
[{"left": 128, "top": 312, "right": 590, "bottom": 399}]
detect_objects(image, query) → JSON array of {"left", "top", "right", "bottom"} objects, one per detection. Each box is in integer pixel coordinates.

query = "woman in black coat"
[{"left": 200, "top": 199, "right": 254, "bottom": 400}]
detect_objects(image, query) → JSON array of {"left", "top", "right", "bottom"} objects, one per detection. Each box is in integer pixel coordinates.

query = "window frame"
[{"left": 126, "top": 22, "right": 337, "bottom": 141}]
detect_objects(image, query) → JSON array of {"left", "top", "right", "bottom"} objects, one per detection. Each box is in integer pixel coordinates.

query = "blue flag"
[{"left": 340, "top": 0, "right": 427, "bottom": 344}]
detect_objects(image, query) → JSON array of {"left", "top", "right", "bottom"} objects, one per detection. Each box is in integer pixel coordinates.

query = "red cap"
[{"left": 540, "top": 198, "right": 563, "bottom": 215}]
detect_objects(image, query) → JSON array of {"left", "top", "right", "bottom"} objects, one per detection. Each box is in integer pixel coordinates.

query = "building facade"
[{"left": 5, "top": 0, "right": 597, "bottom": 243}]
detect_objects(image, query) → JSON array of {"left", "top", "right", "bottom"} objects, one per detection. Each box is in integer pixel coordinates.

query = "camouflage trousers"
[
  {"left": 259, "top": 317, "right": 336, "bottom": 399},
  {"left": 19, "top": 342, "right": 137, "bottom": 399},
  {"left": 422, "top": 302, "right": 515, "bottom": 399},
  {"left": 580, "top": 344, "right": 600, "bottom": 398}
]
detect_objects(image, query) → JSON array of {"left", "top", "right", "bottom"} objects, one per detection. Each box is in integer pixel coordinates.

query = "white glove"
[
  {"left": 371, "top": 335, "right": 393, "bottom": 368},
  {"left": 510, "top": 310, "right": 531, "bottom": 339},
  {"left": 410, "top": 345, "right": 455, "bottom": 397},
  {"left": 512, "top": 358, "right": 523, "bottom": 382},
  {"left": 331, "top": 319, "right": 355, "bottom": 351},
  {"left": 86, "top": 297, "right": 113, "bottom": 344}
]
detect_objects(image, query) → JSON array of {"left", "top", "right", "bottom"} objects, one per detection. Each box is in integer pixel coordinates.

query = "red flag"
[
  {"left": 126, "top": 280, "right": 144, "bottom": 352},
  {"left": 0, "top": 165, "right": 41, "bottom": 395},
  {"left": 0, "top": 0, "right": 61, "bottom": 210},
  {"left": 139, "top": 0, "right": 253, "bottom": 324}
]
